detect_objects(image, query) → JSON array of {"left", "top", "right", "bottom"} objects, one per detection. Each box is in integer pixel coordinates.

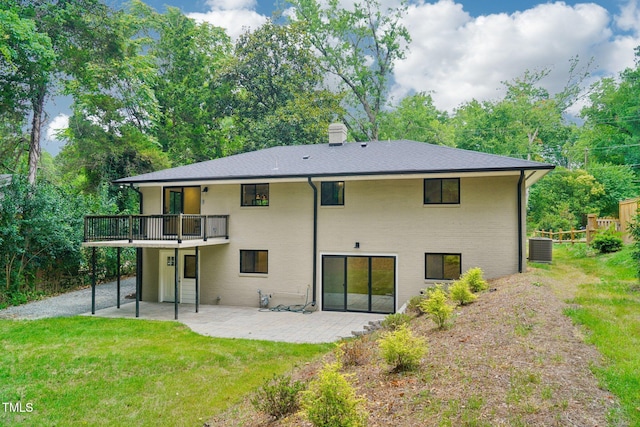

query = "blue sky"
[{"left": 44, "top": 0, "right": 640, "bottom": 154}]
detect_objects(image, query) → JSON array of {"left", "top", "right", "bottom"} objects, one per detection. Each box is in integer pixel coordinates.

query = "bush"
[
  {"left": 591, "top": 228, "right": 624, "bottom": 254},
  {"left": 419, "top": 285, "right": 454, "bottom": 329},
  {"left": 378, "top": 324, "right": 427, "bottom": 372},
  {"left": 251, "top": 374, "right": 306, "bottom": 420},
  {"left": 448, "top": 279, "right": 477, "bottom": 306},
  {"left": 302, "top": 363, "right": 367, "bottom": 427},
  {"left": 461, "top": 267, "right": 488, "bottom": 292},
  {"left": 381, "top": 312, "right": 411, "bottom": 330},
  {"left": 336, "top": 338, "right": 372, "bottom": 367}
]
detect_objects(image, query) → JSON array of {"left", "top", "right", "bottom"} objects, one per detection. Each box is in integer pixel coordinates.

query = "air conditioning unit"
[{"left": 528, "top": 237, "right": 553, "bottom": 263}]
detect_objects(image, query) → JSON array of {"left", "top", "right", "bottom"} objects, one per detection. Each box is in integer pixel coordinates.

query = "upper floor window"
[
  {"left": 321, "top": 181, "right": 345, "bottom": 206},
  {"left": 242, "top": 183, "right": 269, "bottom": 206},
  {"left": 240, "top": 250, "right": 268, "bottom": 274},
  {"left": 424, "top": 178, "right": 460, "bottom": 204},
  {"left": 425, "top": 253, "right": 461, "bottom": 280}
]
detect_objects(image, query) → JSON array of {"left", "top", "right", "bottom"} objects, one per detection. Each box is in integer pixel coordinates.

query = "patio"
[{"left": 88, "top": 302, "right": 387, "bottom": 344}]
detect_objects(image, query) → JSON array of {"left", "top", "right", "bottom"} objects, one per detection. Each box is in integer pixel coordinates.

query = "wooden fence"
[
  {"left": 533, "top": 214, "right": 622, "bottom": 244},
  {"left": 532, "top": 228, "right": 587, "bottom": 244},
  {"left": 620, "top": 198, "right": 639, "bottom": 244}
]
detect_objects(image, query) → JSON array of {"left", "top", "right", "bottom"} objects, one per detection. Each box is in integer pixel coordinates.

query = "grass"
[
  {"left": 0, "top": 317, "right": 332, "bottom": 426},
  {"left": 549, "top": 244, "right": 640, "bottom": 426}
]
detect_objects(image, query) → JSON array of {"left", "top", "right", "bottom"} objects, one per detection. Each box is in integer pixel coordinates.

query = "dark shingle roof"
[{"left": 114, "top": 140, "right": 554, "bottom": 184}]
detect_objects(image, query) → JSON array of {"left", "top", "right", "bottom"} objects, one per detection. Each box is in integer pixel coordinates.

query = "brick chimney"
[{"left": 328, "top": 123, "right": 347, "bottom": 146}]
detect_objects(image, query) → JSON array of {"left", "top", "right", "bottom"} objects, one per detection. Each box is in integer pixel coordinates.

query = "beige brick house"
[{"left": 84, "top": 125, "right": 553, "bottom": 318}]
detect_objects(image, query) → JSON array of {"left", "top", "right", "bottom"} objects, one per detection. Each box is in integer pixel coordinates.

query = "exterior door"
[
  {"left": 160, "top": 250, "right": 197, "bottom": 303},
  {"left": 322, "top": 255, "right": 395, "bottom": 314},
  {"left": 163, "top": 187, "right": 201, "bottom": 236}
]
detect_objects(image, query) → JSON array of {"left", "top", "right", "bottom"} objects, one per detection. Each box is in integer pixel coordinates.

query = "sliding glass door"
[{"left": 322, "top": 255, "right": 395, "bottom": 314}]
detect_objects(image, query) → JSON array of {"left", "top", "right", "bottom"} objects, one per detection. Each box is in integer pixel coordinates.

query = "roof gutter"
[
  {"left": 307, "top": 177, "right": 318, "bottom": 308},
  {"left": 517, "top": 171, "right": 525, "bottom": 273},
  {"left": 113, "top": 166, "right": 555, "bottom": 186}
]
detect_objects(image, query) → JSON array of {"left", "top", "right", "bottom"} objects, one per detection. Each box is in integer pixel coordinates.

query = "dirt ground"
[{"left": 207, "top": 267, "right": 623, "bottom": 426}]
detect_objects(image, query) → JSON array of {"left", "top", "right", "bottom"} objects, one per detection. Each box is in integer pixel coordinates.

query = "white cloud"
[
  {"left": 189, "top": 0, "right": 640, "bottom": 113},
  {"left": 390, "top": 0, "right": 639, "bottom": 112},
  {"left": 46, "top": 113, "right": 69, "bottom": 141},
  {"left": 188, "top": 1, "right": 267, "bottom": 40}
]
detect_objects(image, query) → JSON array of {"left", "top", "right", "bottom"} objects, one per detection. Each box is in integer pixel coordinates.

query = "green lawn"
[
  {"left": 0, "top": 317, "right": 331, "bottom": 426},
  {"left": 550, "top": 244, "right": 640, "bottom": 426}
]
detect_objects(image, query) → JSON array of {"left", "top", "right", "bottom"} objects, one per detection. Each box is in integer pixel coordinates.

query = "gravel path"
[{"left": 0, "top": 278, "right": 137, "bottom": 320}]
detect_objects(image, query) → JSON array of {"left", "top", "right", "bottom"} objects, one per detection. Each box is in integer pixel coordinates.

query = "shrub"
[
  {"left": 251, "top": 374, "right": 306, "bottom": 420},
  {"left": 461, "top": 267, "right": 488, "bottom": 292},
  {"left": 378, "top": 324, "right": 427, "bottom": 372},
  {"left": 419, "top": 285, "right": 454, "bottom": 329},
  {"left": 336, "top": 338, "right": 372, "bottom": 367},
  {"left": 448, "top": 279, "right": 477, "bottom": 306},
  {"left": 591, "top": 228, "right": 624, "bottom": 254},
  {"left": 381, "top": 312, "right": 411, "bottom": 330},
  {"left": 302, "top": 363, "right": 367, "bottom": 427}
]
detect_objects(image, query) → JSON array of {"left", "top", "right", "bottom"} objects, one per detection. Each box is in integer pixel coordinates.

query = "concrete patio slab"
[{"left": 88, "top": 302, "right": 387, "bottom": 344}]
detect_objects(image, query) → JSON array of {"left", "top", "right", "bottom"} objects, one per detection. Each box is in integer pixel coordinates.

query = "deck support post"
[
  {"left": 135, "top": 251, "right": 140, "bottom": 318},
  {"left": 91, "top": 247, "right": 96, "bottom": 315},
  {"left": 117, "top": 247, "right": 121, "bottom": 309},
  {"left": 174, "top": 248, "right": 179, "bottom": 320},
  {"left": 195, "top": 246, "right": 199, "bottom": 313}
]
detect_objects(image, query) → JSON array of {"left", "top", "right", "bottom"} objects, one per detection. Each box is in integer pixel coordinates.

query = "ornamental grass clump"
[
  {"left": 302, "top": 363, "right": 367, "bottom": 427},
  {"left": 336, "top": 337, "right": 372, "bottom": 367},
  {"left": 378, "top": 324, "right": 427, "bottom": 372},
  {"left": 449, "top": 279, "right": 477, "bottom": 306},
  {"left": 381, "top": 312, "right": 412, "bottom": 330},
  {"left": 419, "top": 285, "right": 454, "bottom": 329},
  {"left": 251, "top": 374, "right": 306, "bottom": 420},
  {"left": 461, "top": 267, "right": 488, "bottom": 292}
]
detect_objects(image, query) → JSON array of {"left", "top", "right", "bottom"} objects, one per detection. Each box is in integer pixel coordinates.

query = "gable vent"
[{"left": 328, "top": 123, "right": 347, "bottom": 146}]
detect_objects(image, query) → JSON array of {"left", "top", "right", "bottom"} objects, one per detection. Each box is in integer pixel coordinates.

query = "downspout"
[
  {"left": 517, "top": 171, "right": 525, "bottom": 273},
  {"left": 307, "top": 177, "right": 318, "bottom": 307}
]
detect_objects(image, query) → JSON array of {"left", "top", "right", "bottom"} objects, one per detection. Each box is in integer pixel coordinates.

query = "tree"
[
  {"left": 580, "top": 47, "right": 640, "bottom": 169},
  {"left": 2, "top": 0, "right": 118, "bottom": 185},
  {"left": 527, "top": 167, "right": 605, "bottom": 231},
  {"left": 378, "top": 92, "right": 454, "bottom": 145},
  {"left": 287, "top": 0, "right": 411, "bottom": 141},
  {"left": 587, "top": 163, "right": 639, "bottom": 217},
  {"left": 454, "top": 63, "right": 588, "bottom": 165},
  {"left": 0, "top": 5, "right": 54, "bottom": 178},
  {"left": 139, "top": 2, "right": 235, "bottom": 164},
  {"left": 227, "top": 20, "right": 343, "bottom": 150},
  {"left": 57, "top": 3, "right": 170, "bottom": 193}
]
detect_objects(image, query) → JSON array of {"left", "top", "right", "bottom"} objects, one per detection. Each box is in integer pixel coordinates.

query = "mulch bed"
[{"left": 207, "top": 269, "right": 621, "bottom": 426}]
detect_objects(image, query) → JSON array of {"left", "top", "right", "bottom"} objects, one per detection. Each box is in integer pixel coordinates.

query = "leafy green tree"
[
  {"left": 528, "top": 167, "right": 605, "bottom": 231},
  {"left": 580, "top": 47, "right": 640, "bottom": 169},
  {"left": 139, "top": 2, "right": 235, "bottom": 164},
  {"left": 288, "top": 0, "right": 410, "bottom": 141},
  {"left": 227, "top": 20, "right": 343, "bottom": 150},
  {"left": 378, "top": 92, "right": 454, "bottom": 145},
  {"left": 57, "top": 4, "right": 169, "bottom": 193},
  {"left": 587, "top": 163, "right": 639, "bottom": 217},
  {"left": 454, "top": 61, "right": 589, "bottom": 165},
  {"left": 1, "top": 0, "right": 118, "bottom": 185},
  {"left": 0, "top": 4, "right": 54, "bottom": 180}
]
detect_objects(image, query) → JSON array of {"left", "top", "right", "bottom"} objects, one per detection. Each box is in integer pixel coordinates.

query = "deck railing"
[{"left": 84, "top": 214, "right": 229, "bottom": 243}]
